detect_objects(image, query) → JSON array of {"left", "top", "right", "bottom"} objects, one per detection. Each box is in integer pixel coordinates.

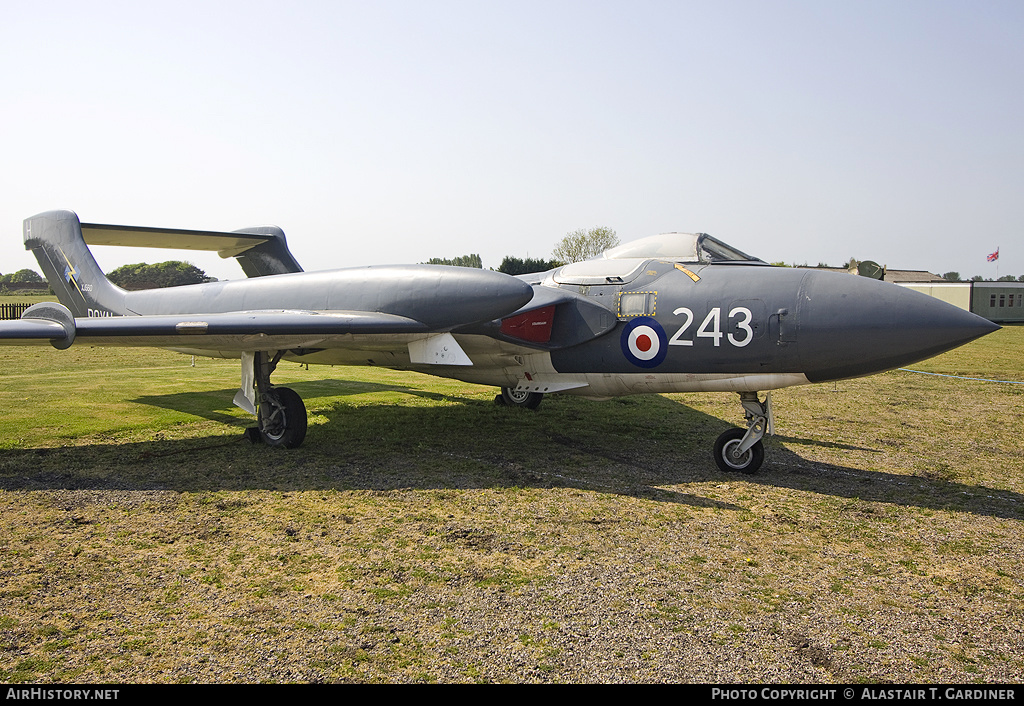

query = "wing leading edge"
[{"left": 0, "top": 303, "right": 429, "bottom": 350}]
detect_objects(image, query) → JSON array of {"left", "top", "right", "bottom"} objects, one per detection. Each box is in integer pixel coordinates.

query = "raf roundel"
[{"left": 620, "top": 317, "right": 668, "bottom": 368}]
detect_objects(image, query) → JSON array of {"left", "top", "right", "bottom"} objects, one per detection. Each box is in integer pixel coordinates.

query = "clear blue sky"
[{"left": 2, "top": 0, "right": 1021, "bottom": 281}]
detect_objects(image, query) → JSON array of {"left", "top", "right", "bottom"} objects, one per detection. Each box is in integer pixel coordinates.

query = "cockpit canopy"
[
  {"left": 552, "top": 232, "right": 762, "bottom": 285},
  {"left": 602, "top": 232, "right": 757, "bottom": 263}
]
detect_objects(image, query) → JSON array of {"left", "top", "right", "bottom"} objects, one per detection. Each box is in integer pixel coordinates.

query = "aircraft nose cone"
[{"left": 798, "top": 271, "right": 1000, "bottom": 382}]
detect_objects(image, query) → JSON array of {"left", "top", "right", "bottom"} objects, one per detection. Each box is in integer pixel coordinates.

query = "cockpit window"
[
  {"left": 552, "top": 232, "right": 762, "bottom": 285},
  {"left": 602, "top": 233, "right": 700, "bottom": 261},
  {"left": 602, "top": 232, "right": 760, "bottom": 264},
  {"left": 697, "top": 234, "right": 759, "bottom": 262}
]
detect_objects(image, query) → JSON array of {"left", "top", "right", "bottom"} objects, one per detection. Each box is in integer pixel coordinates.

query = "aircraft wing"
[
  {"left": 0, "top": 305, "right": 429, "bottom": 350},
  {"left": 0, "top": 318, "right": 71, "bottom": 341}
]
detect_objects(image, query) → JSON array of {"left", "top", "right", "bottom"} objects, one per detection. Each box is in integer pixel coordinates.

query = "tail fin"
[
  {"left": 23, "top": 211, "right": 308, "bottom": 318},
  {"left": 24, "top": 210, "right": 127, "bottom": 318}
]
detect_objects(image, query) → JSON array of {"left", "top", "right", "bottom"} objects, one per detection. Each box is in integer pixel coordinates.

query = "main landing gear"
[
  {"left": 259, "top": 385, "right": 307, "bottom": 448},
  {"left": 496, "top": 386, "right": 544, "bottom": 410},
  {"left": 713, "top": 391, "right": 771, "bottom": 474},
  {"left": 242, "top": 351, "right": 308, "bottom": 448}
]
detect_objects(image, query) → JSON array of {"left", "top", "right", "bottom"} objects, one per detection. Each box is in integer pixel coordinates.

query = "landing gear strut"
[
  {"left": 239, "top": 351, "right": 308, "bottom": 448},
  {"left": 713, "top": 391, "right": 771, "bottom": 474}
]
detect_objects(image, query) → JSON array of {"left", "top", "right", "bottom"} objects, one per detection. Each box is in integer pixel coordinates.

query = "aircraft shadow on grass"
[
  {"left": 129, "top": 380, "right": 451, "bottom": 425},
  {"left": 0, "top": 385, "right": 1020, "bottom": 520}
]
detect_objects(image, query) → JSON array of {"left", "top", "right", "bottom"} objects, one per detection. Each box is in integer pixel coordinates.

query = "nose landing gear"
[{"left": 713, "top": 391, "right": 771, "bottom": 474}]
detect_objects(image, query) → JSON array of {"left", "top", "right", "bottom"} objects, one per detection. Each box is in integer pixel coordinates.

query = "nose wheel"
[
  {"left": 713, "top": 392, "right": 771, "bottom": 474},
  {"left": 714, "top": 427, "right": 764, "bottom": 473}
]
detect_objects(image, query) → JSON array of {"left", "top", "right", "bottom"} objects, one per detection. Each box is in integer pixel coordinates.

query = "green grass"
[{"left": 1, "top": 298, "right": 1022, "bottom": 683}]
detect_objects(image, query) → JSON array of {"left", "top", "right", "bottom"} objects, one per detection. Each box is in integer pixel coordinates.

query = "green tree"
[
  {"left": 942, "top": 272, "right": 962, "bottom": 282},
  {"left": 107, "top": 261, "right": 215, "bottom": 290},
  {"left": 997, "top": 275, "right": 1017, "bottom": 282},
  {"left": 423, "top": 254, "right": 483, "bottom": 268},
  {"left": 552, "top": 227, "right": 619, "bottom": 263},
  {"left": 1, "top": 269, "right": 44, "bottom": 284},
  {"left": 497, "top": 256, "right": 562, "bottom": 275}
]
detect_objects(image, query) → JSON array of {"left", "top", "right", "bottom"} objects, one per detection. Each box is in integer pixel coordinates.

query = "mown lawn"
[{"left": 1, "top": 300, "right": 1021, "bottom": 683}]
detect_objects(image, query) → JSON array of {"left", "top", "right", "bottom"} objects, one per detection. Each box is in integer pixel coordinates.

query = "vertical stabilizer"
[
  {"left": 24, "top": 210, "right": 127, "bottom": 317},
  {"left": 231, "top": 225, "right": 304, "bottom": 276}
]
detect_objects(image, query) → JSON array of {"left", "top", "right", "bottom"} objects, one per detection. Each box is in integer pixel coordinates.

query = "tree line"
[
  {"left": 0, "top": 261, "right": 216, "bottom": 291},
  {"left": 942, "top": 272, "right": 1024, "bottom": 283},
  {"left": 0, "top": 269, "right": 45, "bottom": 286},
  {"left": 105, "top": 261, "right": 216, "bottom": 289},
  {"left": 425, "top": 226, "right": 619, "bottom": 274}
]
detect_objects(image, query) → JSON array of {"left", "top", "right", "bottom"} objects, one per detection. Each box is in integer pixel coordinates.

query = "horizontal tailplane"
[{"left": 79, "top": 222, "right": 304, "bottom": 276}]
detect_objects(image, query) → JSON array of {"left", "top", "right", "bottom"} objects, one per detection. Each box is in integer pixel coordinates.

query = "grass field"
[{"left": 1, "top": 297, "right": 1022, "bottom": 683}]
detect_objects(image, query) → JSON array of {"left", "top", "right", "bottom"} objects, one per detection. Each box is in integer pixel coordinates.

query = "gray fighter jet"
[{"left": 0, "top": 210, "right": 998, "bottom": 473}]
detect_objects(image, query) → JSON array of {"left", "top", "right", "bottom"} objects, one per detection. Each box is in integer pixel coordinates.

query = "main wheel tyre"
[
  {"left": 499, "top": 387, "right": 543, "bottom": 410},
  {"left": 713, "top": 427, "right": 764, "bottom": 474},
  {"left": 260, "top": 387, "right": 308, "bottom": 448}
]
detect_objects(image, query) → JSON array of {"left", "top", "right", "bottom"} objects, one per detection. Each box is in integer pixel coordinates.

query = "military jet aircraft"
[{"left": 0, "top": 210, "right": 998, "bottom": 473}]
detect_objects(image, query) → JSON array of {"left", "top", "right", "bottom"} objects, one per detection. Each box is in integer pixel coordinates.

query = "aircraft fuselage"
[{"left": 5, "top": 211, "right": 999, "bottom": 464}]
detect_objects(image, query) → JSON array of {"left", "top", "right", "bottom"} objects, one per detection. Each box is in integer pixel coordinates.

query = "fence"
[{"left": 0, "top": 302, "right": 32, "bottom": 320}]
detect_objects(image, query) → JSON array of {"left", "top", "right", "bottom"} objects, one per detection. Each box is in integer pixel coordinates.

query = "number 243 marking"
[{"left": 669, "top": 307, "right": 753, "bottom": 348}]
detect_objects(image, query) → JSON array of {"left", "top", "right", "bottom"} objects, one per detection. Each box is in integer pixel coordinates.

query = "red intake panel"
[{"left": 500, "top": 305, "right": 555, "bottom": 343}]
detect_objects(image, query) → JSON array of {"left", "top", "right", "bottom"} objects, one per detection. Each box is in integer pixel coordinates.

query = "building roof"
[
  {"left": 883, "top": 270, "right": 948, "bottom": 283},
  {"left": 796, "top": 266, "right": 947, "bottom": 283}
]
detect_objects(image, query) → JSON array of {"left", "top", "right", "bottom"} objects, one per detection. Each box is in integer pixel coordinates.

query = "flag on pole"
[{"left": 987, "top": 248, "right": 999, "bottom": 262}]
